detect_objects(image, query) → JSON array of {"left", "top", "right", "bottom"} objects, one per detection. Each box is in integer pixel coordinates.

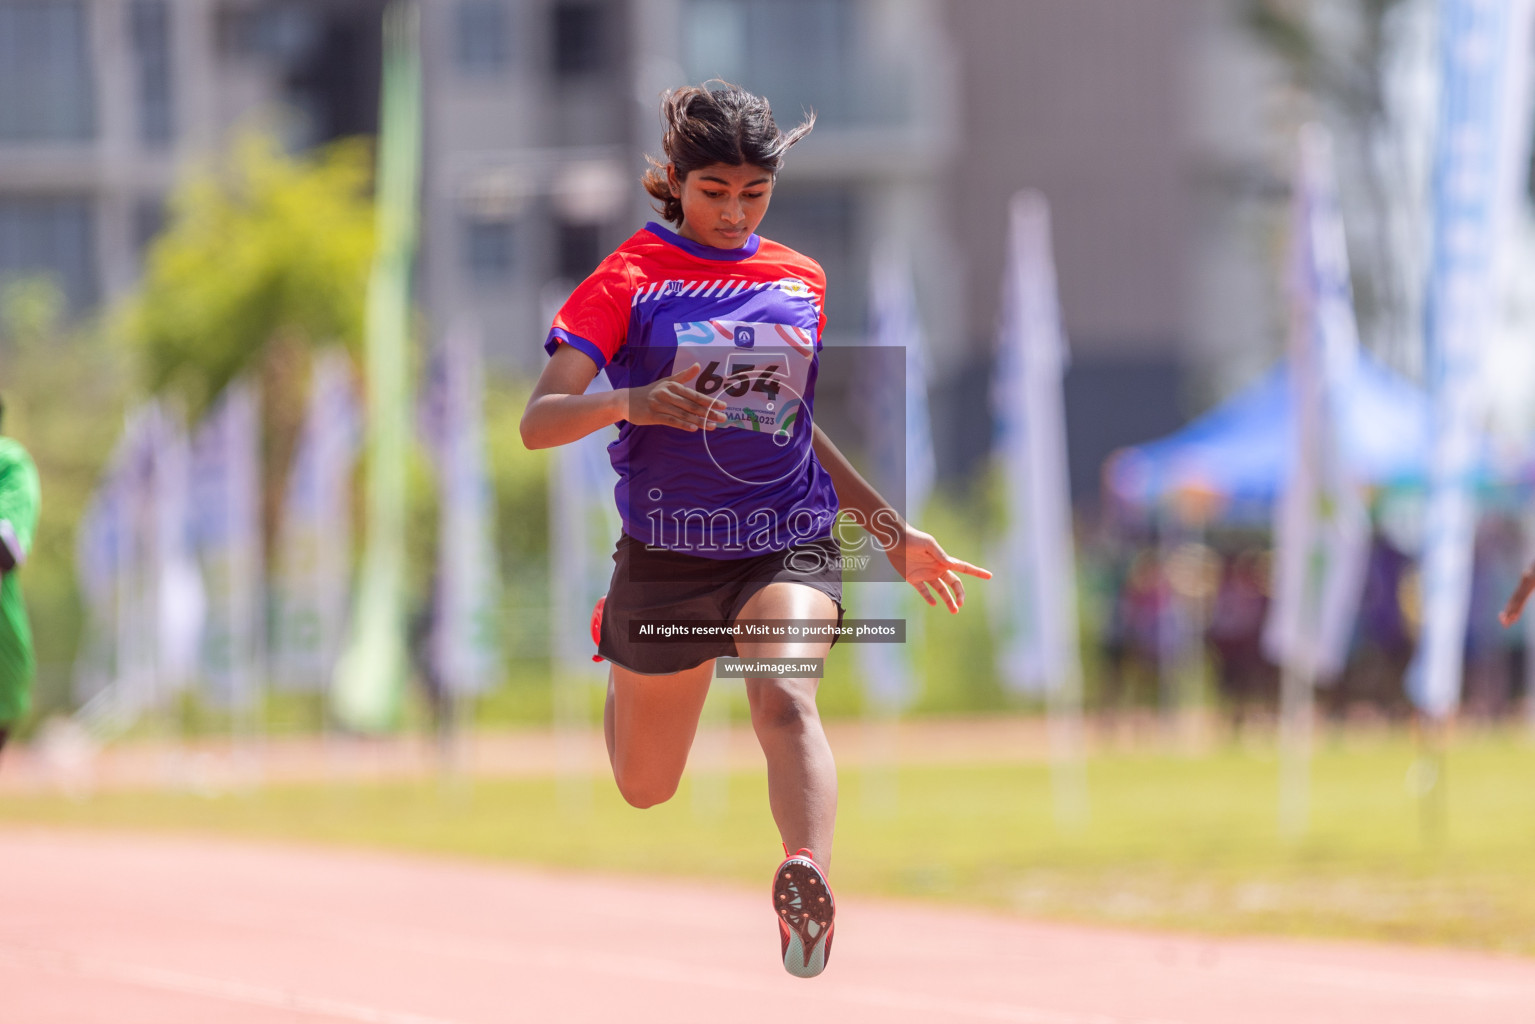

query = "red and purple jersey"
[{"left": 545, "top": 221, "right": 839, "bottom": 558}]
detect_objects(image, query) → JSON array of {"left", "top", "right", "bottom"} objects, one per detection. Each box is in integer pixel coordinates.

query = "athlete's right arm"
[{"left": 519, "top": 345, "right": 728, "bottom": 449}]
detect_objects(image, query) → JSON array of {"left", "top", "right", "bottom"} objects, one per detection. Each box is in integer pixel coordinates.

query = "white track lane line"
[
  {"left": 0, "top": 938, "right": 1188, "bottom": 1024},
  {"left": 0, "top": 944, "right": 472, "bottom": 1024}
]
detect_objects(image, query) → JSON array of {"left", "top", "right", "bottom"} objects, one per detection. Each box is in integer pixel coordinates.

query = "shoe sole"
[{"left": 774, "top": 856, "right": 834, "bottom": 979}]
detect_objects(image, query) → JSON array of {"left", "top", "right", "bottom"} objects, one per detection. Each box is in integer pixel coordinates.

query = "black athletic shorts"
[{"left": 597, "top": 533, "right": 845, "bottom": 675}]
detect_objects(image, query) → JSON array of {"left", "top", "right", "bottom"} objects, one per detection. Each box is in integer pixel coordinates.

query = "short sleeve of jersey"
[
  {"left": 544, "top": 253, "right": 635, "bottom": 370},
  {"left": 812, "top": 260, "right": 829, "bottom": 341}
]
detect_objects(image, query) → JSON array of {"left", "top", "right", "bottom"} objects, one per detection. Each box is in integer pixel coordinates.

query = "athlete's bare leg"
[
  {"left": 603, "top": 659, "right": 714, "bottom": 808},
  {"left": 734, "top": 582, "right": 839, "bottom": 871}
]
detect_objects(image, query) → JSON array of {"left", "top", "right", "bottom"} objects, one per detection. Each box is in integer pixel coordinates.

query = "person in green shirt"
[{"left": 0, "top": 395, "right": 40, "bottom": 756}]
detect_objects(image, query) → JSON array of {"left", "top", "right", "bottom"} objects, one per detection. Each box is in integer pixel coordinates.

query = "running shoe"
[{"left": 773, "top": 848, "right": 835, "bottom": 978}]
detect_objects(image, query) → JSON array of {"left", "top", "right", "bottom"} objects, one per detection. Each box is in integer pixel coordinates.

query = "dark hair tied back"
[{"left": 642, "top": 83, "right": 815, "bottom": 225}]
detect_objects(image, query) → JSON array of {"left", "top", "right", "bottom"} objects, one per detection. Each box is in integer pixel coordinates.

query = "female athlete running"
[{"left": 520, "top": 84, "right": 990, "bottom": 978}]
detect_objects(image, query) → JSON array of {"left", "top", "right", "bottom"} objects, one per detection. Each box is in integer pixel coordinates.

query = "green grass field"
[{"left": 4, "top": 726, "right": 1535, "bottom": 956}]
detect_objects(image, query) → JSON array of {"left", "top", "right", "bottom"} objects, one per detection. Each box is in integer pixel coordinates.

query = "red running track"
[{"left": 2, "top": 829, "right": 1533, "bottom": 1024}]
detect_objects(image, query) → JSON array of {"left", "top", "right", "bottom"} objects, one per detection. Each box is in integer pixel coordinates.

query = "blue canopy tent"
[{"left": 1104, "top": 354, "right": 1526, "bottom": 520}]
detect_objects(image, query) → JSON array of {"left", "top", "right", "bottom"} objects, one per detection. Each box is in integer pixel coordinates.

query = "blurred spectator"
[
  {"left": 1206, "top": 549, "right": 1275, "bottom": 733},
  {"left": 1087, "top": 538, "right": 1130, "bottom": 712},
  {"left": 1326, "top": 533, "right": 1414, "bottom": 723},
  {"left": 1097, "top": 548, "right": 1169, "bottom": 724},
  {"left": 0, "top": 395, "right": 41, "bottom": 760}
]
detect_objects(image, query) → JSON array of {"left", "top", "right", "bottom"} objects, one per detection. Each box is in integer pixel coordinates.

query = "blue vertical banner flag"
[
  {"left": 273, "top": 350, "right": 361, "bottom": 692},
  {"left": 419, "top": 320, "right": 503, "bottom": 696},
  {"left": 992, "top": 191, "right": 1083, "bottom": 698},
  {"left": 855, "top": 250, "right": 935, "bottom": 712},
  {"left": 191, "top": 379, "right": 263, "bottom": 710},
  {"left": 1264, "top": 125, "right": 1372, "bottom": 684},
  {"left": 1410, "top": 0, "right": 1534, "bottom": 718}
]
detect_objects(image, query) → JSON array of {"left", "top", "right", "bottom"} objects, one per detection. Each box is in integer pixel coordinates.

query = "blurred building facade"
[
  {"left": 943, "top": 0, "right": 1207, "bottom": 491},
  {"left": 0, "top": 0, "right": 382, "bottom": 314},
  {"left": 418, "top": 0, "right": 960, "bottom": 374},
  {"left": 1, "top": 0, "right": 1289, "bottom": 499}
]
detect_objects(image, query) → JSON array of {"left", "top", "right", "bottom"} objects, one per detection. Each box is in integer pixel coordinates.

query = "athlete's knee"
[
  {"left": 612, "top": 765, "right": 681, "bottom": 809},
  {"left": 748, "top": 680, "right": 819, "bottom": 733}
]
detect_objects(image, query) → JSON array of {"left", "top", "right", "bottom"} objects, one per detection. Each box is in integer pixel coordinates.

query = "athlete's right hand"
[{"left": 627, "top": 364, "right": 728, "bottom": 432}]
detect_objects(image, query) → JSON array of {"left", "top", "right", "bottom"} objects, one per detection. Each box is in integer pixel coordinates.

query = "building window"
[
  {"left": 760, "top": 185, "right": 857, "bottom": 333},
  {"left": 682, "top": 0, "right": 854, "bottom": 125},
  {"left": 216, "top": 5, "right": 317, "bottom": 61},
  {"left": 130, "top": 0, "right": 174, "bottom": 147},
  {"left": 456, "top": 0, "right": 509, "bottom": 74},
  {"left": 683, "top": 0, "right": 746, "bottom": 83},
  {"left": 465, "top": 218, "right": 516, "bottom": 284},
  {"left": 0, "top": 198, "right": 97, "bottom": 312},
  {"left": 0, "top": 1, "right": 95, "bottom": 142},
  {"left": 556, "top": 222, "right": 603, "bottom": 282},
  {"left": 551, "top": 2, "right": 605, "bottom": 79},
  {"left": 133, "top": 197, "right": 166, "bottom": 258}
]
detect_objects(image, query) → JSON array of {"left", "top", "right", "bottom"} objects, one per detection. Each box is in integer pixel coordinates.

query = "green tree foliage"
[
  {"left": 1244, "top": 0, "right": 1412, "bottom": 120},
  {"left": 119, "top": 131, "right": 379, "bottom": 551},
  {"left": 121, "top": 131, "right": 377, "bottom": 417}
]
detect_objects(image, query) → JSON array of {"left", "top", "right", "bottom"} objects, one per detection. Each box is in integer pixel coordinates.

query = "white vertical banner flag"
[
  {"left": 1264, "top": 125, "right": 1372, "bottom": 684},
  {"left": 992, "top": 192, "right": 1083, "bottom": 698},
  {"left": 856, "top": 250, "right": 935, "bottom": 712},
  {"left": 273, "top": 351, "right": 361, "bottom": 691},
  {"left": 74, "top": 407, "right": 155, "bottom": 721},
  {"left": 127, "top": 410, "right": 170, "bottom": 716},
  {"left": 151, "top": 405, "right": 207, "bottom": 695},
  {"left": 191, "top": 378, "right": 264, "bottom": 710},
  {"left": 71, "top": 404, "right": 205, "bottom": 725},
  {"left": 1410, "top": 0, "right": 1534, "bottom": 718},
  {"left": 111, "top": 410, "right": 158, "bottom": 719},
  {"left": 73, "top": 447, "right": 126, "bottom": 712},
  {"left": 420, "top": 320, "right": 503, "bottom": 695}
]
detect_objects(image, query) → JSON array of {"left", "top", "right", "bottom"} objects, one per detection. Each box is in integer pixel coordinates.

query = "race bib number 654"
[{"left": 672, "top": 321, "right": 814, "bottom": 439}]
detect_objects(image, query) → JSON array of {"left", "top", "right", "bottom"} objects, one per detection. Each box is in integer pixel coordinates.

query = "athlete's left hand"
[
  {"left": 887, "top": 526, "right": 992, "bottom": 614},
  {"left": 1500, "top": 563, "right": 1535, "bottom": 626}
]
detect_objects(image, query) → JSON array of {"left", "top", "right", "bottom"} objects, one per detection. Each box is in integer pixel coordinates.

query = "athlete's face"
[{"left": 669, "top": 162, "right": 773, "bottom": 249}]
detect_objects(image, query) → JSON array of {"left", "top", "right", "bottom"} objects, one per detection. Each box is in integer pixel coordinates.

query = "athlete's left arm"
[
  {"left": 1500, "top": 561, "right": 1535, "bottom": 627},
  {"left": 811, "top": 425, "right": 990, "bottom": 613}
]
